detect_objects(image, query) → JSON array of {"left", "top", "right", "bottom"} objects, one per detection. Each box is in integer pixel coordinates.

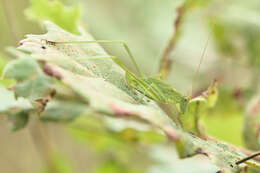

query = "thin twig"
[
  {"left": 238, "top": 149, "right": 260, "bottom": 162},
  {"left": 236, "top": 152, "right": 260, "bottom": 165},
  {"left": 159, "top": 2, "right": 187, "bottom": 78}
]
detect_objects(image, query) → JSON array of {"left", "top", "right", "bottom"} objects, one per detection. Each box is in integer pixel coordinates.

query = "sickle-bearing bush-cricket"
[
  {"left": 1, "top": 19, "right": 259, "bottom": 171},
  {"left": 2, "top": 0, "right": 260, "bottom": 171},
  {"left": 41, "top": 38, "right": 204, "bottom": 115},
  {"left": 40, "top": 38, "right": 260, "bottom": 169}
]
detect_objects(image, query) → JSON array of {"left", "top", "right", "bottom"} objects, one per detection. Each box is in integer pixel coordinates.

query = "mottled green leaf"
[
  {"left": 3, "top": 57, "right": 55, "bottom": 106},
  {"left": 10, "top": 21, "right": 254, "bottom": 172}
]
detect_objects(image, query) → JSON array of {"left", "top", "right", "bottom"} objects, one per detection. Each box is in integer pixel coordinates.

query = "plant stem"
[
  {"left": 28, "top": 120, "right": 58, "bottom": 173},
  {"left": 2, "top": 0, "right": 20, "bottom": 43},
  {"left": 159, "top": 2, "right": 187, "bottom": 78}
]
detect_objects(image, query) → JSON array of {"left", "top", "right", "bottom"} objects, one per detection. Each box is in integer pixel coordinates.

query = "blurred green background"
[{"left": 1, "top": 0, "right": 260, "bottom": 173}]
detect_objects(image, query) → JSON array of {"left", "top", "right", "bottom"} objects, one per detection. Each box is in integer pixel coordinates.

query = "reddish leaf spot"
[
  {"left": 165, "top": 127, "right": 179, "bottom": 141},
  {"left": 43, "top": 64, "right": 63, "bottom": 80},
  {"left": 195, "top": 148, "right": 209, "bottom": 157},
  {"left": 111, "top": 103, "right": 132, "bottom": 117}
]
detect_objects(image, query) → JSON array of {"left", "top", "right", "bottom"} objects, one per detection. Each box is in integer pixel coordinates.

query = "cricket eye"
[{"left": 41, "top": 46, "right": 46, "bottom": 49}]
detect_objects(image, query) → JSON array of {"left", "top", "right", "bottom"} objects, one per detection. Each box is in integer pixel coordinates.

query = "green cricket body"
[
  {"left": 41, "top": 39, "right": 260, "bottom": 170},
  {"left": 44, "top": 39, "right": 189, "bottom": 114},
  {"left": 125, "top": 72, "right": 188, "bottom": 114}
]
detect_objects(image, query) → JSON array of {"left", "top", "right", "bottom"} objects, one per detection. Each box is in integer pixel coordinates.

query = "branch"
[{"left": 159, "top": 2, "right": 187, "bottom": 78}]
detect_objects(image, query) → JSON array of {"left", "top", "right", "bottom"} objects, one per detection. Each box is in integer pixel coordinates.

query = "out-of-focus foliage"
[
  {"left": 208, "top": 0, "right": 260, "bottom": 150},
  {"left": 69, "top": 116, "right": 166, "bottom": 152},
  {"left": 212, "top": 18, "right": 260, "bottom": 69},
  {"left": 148, "top": 146, "right": 219, "bottom": 173},
  {"left": 210, "top": 1, "right": 260, "bottom": 71},
  {"left": 41, "top": 154, "right": 76, "bottom": 173},
  {"left": 0, "top": 86, "right": 32, "bottom": 131},
  {"left": 25, "top": 0, "right": 80, "bottom": 34},
  {"left": 202, "top": 89, "right": 244, "bottom": 146},
  {"left": 94, "top": 160, "right": 140, "bottom": 173}
]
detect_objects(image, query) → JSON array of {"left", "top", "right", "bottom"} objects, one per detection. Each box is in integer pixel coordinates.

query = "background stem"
[
  {"left": 2, "top": 0, "right": 20, "bottom": 43},
  {"left": 159, "top": 2, "right": 187, "bottom": 78},
  {"left": 28, "top": 120, "right": 58, "bottom": 173}
]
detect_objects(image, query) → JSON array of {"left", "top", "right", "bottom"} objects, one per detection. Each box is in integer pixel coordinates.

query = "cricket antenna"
[{"left": 189, "top": 32, "right": 210, "bottom": 100}]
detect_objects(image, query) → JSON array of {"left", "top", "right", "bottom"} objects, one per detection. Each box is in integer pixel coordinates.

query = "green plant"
[{"left": 1, "top": 0, "right": 260, "bottom": 173}]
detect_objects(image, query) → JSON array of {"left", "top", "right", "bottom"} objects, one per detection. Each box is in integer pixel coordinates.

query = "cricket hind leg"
[
  {"left": 75, "top": 56, "right": 149, "bottom": 99},
  {"left": 75, "top": 56, "right": 159, "bottom": 105},
  {"left": 68, "top": 55, "right": 183, "bottom": 125},
  {"left": 74, "top": 56, "right": 134, "bottom": 75},
  {"left": 44, "top": 39, "right": 144, "bottom": 78}
]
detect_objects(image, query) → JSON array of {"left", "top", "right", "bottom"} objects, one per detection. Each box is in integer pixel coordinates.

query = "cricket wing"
[{"left": 144, "top": 77, "right": 188, "bottom": 114}]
